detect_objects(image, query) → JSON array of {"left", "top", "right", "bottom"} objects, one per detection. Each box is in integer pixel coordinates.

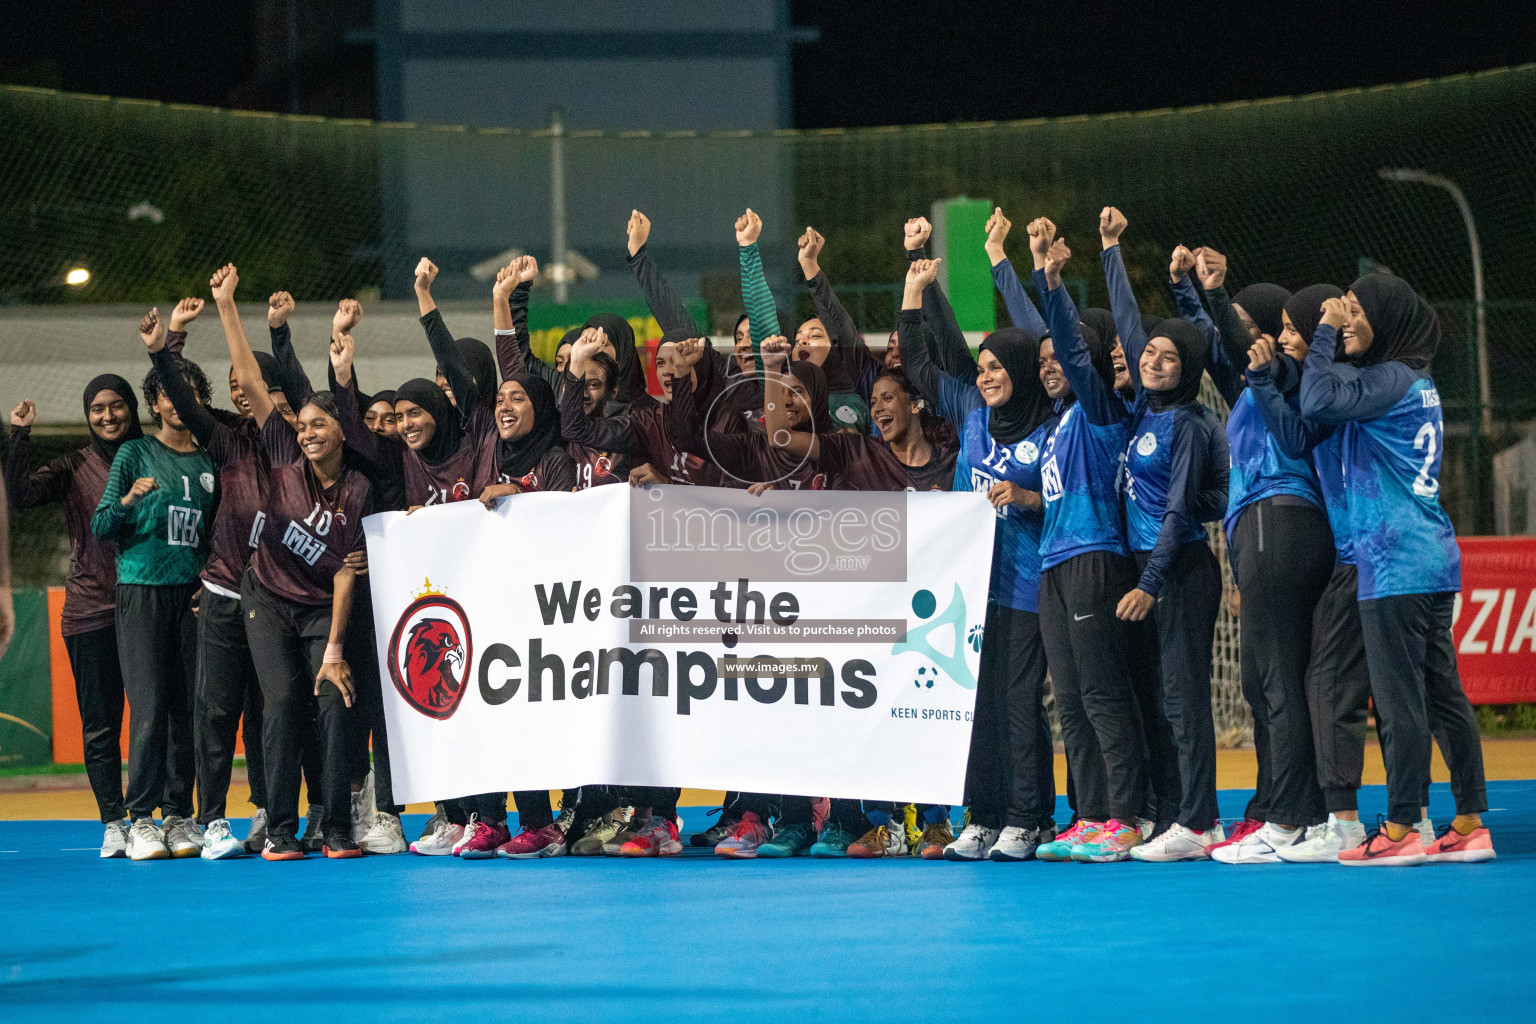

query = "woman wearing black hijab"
[
  {"left": 1300, "top": 274, "right": 1492, "bottom": 865},
  {"left": 900, "top": 258, "right": 1060, "bottom": 862},
  {"left": 5, "top": 375, "right": 143, "bottom": 854}
]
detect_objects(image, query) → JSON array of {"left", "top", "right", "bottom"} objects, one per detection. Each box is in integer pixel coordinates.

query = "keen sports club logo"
[{"left": 388, "top": 579, "right": 473, "bottom": 720}]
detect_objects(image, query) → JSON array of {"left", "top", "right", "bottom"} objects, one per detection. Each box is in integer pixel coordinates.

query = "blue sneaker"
[
  {"left": 809, "top": 822, "right": 858, "bottom": 858},
  {"left": 1035, "top": 819, "right": 1103, "bottom": 862},
  {"left": 758, "top": 821, "right": 815, "bottom": 858}
]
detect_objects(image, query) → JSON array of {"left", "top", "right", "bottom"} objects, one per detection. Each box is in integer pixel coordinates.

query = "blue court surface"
[{"left": 2, "top": 781, "right": 1533, "bottom": 1022}]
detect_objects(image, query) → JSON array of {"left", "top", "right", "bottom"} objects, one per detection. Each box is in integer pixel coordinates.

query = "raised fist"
[
  {"left": 210, "top": 263, "right": 239, "bottom": 302},
  {"left": 1099, "top": 206, "right": 1127, "bottom": 246},
  {"left": 1045, "top": 237, "right": 1072, "bottom": 274},
  {"left": 903, "top": 216, "right": 933, "bottom": 252},
  {"left": 169, "top": 297, "right": 204, "bottom": 332},
  {"left": 735, "top": 209, "right": 763, "bottom": 247},
  {"left": 906, "top": 257, "right": 942, "bottom": 289},
  {"left": 984, "top": 207, "right": 1012, "bottom": 254},
  {"left": 413, "top": 257, "right": 439, "bottom": 291},
  {"left": 333, "top": 298, "right": 363, "bottom": 336},
  {"left": 798, "top": 226, "right": 826, "bottom": 268},
  {"left": 1169, "top": 245, "right": 1196, "bottom": 283},
  {"left": 515, "top": 254, "right": 539, "bottom": 283},
  {"left": 138, "top": 307, "right": 166, "bottom": 352},
  {"left": 626, "top": 209, "right": 651, "bottom": 257},
  {"left": 268, "top": 291, "right": 296, "bottom": 328},
  {"left": 10, "top": 400, "right": 36, "bottom": 428},
  {"left": 1027, "top": 217, "right": 1056, "bottom": 257},
  {"left": 1194, "top": 247, "right": 1228, "bottom": 291}
]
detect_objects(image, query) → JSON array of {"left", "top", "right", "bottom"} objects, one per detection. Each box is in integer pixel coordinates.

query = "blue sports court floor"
[{"left": 2, "top": 781, "right": 1532, "bottom": 1022}]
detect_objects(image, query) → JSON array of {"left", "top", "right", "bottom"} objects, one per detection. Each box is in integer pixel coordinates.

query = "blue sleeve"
[
  {"left": 897, "top": 308, "right": 982, "bottom": 429},
  {"left": 1136, "top": 411, "right": 1214, "bottom": 597},
  {"left": 1169, "top": 275, "right": 1214, "bottom": 335},
  {"left": 1299, "top": 324, "right": 1418, "bottom": 424},
  {"left": 1246, "top": 358, "right": 1331, "bottom": 458},
  {"left": 1169, "top": 273, "right": 1243, "bottom": 406},
  {"left": 1099, "top": 245, "right": 1149, "bottom": 395},
  {"left": 1035, "top": 268, "right": 1123, "bottom": 427},
  {"left": 990, "top": 257, "right": 1049, "bottom": 338}
]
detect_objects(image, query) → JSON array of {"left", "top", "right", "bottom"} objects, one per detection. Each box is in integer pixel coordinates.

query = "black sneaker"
[
  {"left": 299, "top": 805, "right": 326, "bottom": 853},
  {"left": 322, "top": 828, "right": 363, "bottom": 859},
  {"left": 261, "top": 830, "right": 305, "bottom": 861},
  {"left": 690, "top": 807, "right": 738, "bottom": 847}
]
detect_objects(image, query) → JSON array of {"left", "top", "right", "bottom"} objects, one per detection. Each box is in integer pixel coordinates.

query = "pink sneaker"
[
  {"left": 713, "top": 811, "right": 770, "bottom": 858},
  {"left": 1425, "top": 824, "right": 1496, "bottom": 863},
  {"left": 1339, "top": 827, "right": 1428, "bottom": 867},
  {"left": 620, "top": 817, "right": 683, "bottom": 857},
  {"left": 1207, "top": 817, "right": 1261, "bottom": 856},
  {"left": 497, "top": 823, "right": 570, "bottom": 859},
  {"left": 409, "top": 818, "right": 464, "bottom": 856},
  {"left": 459, "top": 819, "right": 510, "bottom": 860}
]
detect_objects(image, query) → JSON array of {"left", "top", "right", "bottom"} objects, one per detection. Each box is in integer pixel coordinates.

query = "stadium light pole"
[
  {"left": 1377, "top": 167, "right": 1490, "bottom": 434},
  {"left": 549, "top": 106, "right": 569, "bottom": 304}
]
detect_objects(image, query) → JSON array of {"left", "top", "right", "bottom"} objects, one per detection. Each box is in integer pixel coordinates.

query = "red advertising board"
[{"left": 1453, "top": 537, "right": 1536, "bottom": 703}]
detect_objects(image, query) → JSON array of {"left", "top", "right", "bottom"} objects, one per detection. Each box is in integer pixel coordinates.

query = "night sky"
[{"left": 2, "top": 1, "right": 1533, "bottom": 126}]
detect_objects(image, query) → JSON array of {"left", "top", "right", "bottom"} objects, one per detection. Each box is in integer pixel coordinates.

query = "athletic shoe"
[
  {"left": 1035, "top": 819, "right": 1104, "bottom": 862},
  {"left": 621, "top": 817, "right": 683, "bottom": 857},
  {"left": 409, "top": 817, "right": 465, "bottom": 856},
  {"left": 942, "top": 823, "right": 999, "bottom": 861},
  {"left": 849, "top": 821, "right": 908, "bottom": 859},
  {"left": 360, "top": 812, "right": 407, "bottom": 855},
  {"left": 450, "top": 813, "right": 481, "bottom": 856},
  {"left": 570, "top": 814, "right": 625, "bottom": 856},
  {"left": 418, "top": 807, "right": 448, "bottom": 841},
  {"left": 201, "top": 819, "right": 247, "bottom": 860},
  {"left": 1275, "top": 815, "right": 1367, "bottom": 864},
  {"left": 1211, "top": 822, "right": 1302, "bottom": 864},
  {"left": 351, "top": 771, "right": 375, "bottom": 844},
  {"left": 1130, "top": 822, "right": 1216, "bottom": 862},
  {"left": 1414, "top": 817, "right": 1436, "bottom": 846},
  {"left": 243, "top": 807, "right": 269, "bottom": 854},
  {"left": 758, "top": 821, "right": 816, "bottom": 858},
  {"left": 498, "top": 822, "right": 570, "bottom": 859},
  {"left": 603, "top": 817, "right": 652, "bottom": 857},
  {"left": 1424, "top": 823, "right": 1496, "bottom": 863},
  {"left": 128, "top": 818, "right": 169, "bottom": 861},
  {"left": 162, "top": 816, "right": 204, "bottom": 859},
  {"left": 1206, "top": 817, "right": 1261, "bottom": 857},
  {"left": 1071, "top": 819, "right": 1143, "bottom": 862},
  {"left": 917, "top": 820, "right": 955, "bottom": 860},
  {"left": 261, "top": 831, "right": 305, "bottom": 861},
  {"left": 101, "top": 819, "right": 130, "bottom": 859},
  {"left": 713, "top": 811, "right": 770, "bottom": 858},
  {"left": 300, "top": 805, "right": 326, "bottom": 853},
  {"left": 1339, "top": 824, "right": 1428, "bottom": 867},
  {"left": 460, "top": 819, "right": 511, "bottom": 860},
  {"left": 322, "top": 828, "right": 363, "bottom": 859},
  {"left": 1137, "top": 817, "right": 1156, "bottom": 841},
  {"left": 691, "top": 807, "right": 739, "bottom": 848},
  {"left": 988, "top": 825, "right": 1044, "bottom": 862},
  {"left": 809, "top": 822, "right": 860, "bottom": 858}
]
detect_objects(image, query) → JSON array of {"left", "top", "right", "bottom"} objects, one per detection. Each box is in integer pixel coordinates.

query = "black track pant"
[
  {"left": 117, "top": 583, "right": 199, "bottom": 821},
  {"left": 1305, "top": 563, "right": 1373, "bottom": 812},
  {"left": 964, "top": 603, "right": 1055, "bottom": 829},
  {"left": 62, "top": 625, "right": 127, "bottom": 823},
  {"left": 1122, "top": 618, "right": 1179, "bottom": 825},
  {"left": 345, "top": 581, "right": 402, "bottom": 815},
  {"left": 1359, "top": 592, "right": 1488, "bottom": 825},
  {"left": 1134, "top": 542, "right": 1223, "bottom": 831},
  {"left": 1038, "top": 551, "right": 1144, "bottom": 824},
  {"left": 1230, "top": 499, "right": 1331, "bottom": 826},
  {"left": 241, "top": 570, "right": 356, "bottom": 838},
  {"left": 195, "top": 587, "right": 265, "bottom": 824}
]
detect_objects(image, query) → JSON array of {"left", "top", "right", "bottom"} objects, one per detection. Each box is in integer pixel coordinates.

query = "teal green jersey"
[{"left": 91, "top": 436, "right": 216, "bottom": 586}]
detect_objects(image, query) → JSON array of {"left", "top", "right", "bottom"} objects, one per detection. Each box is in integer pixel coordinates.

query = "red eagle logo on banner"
[{"left": 388, "top": 580, "right": 473, "bottom": 720}]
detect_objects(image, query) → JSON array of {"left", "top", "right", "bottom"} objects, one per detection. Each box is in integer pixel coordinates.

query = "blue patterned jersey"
[
  {"left": 1125, "top": 404, "right": 1222, "bottom": 552},
  {"left": 953, "top": 408, "right": 1049, "bottom": 612},
  {"left": 1017, "top": 401, "right": 1130, "bottom": 571},
  {"left": 1223, "top": 388, "right": 1324, "bottom": 538},
  {"left": 1312, "top": 426, "right": 1354, "bottom": 565}
]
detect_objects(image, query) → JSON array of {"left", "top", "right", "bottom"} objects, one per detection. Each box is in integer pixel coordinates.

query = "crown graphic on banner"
[{"left": 411, "top": 577, "right": 448, "bottom": 601}]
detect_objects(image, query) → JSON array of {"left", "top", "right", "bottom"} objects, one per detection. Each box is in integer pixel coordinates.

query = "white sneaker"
[
  {"left": 1210, "top": 822, "right": 1302, "bottom": 864},
  {"left": 452, "top": 812, "right": 479, "bottom": 856},
  {"left": 988, "top": 825, "right": 1042, "bottom": 861},
  {"left": 418, "top": 807, "right": 448, "bottom": 841},
  {"left": 162, "top": 816, "right": 204, "bottom": 858},
  {"left": 1276, "top": 815, "right": 1367, "bottom": 863},
  {"left": 1414, "top": 817, "right": 1436, "bottom": 846},
  {"left": 351, "top": 771, "right": 376, "bottom": 843},
  {"left": 101, "top": 819, "right": 130, "bottom": 858},
  {"left": 1130, "top": 822, "right": 1215, "bottom": 862},
  {"left": 201, "top": 818, "right": 247, "bottom": 860},
  {"left": 360, "top": 812, "right": 407, "bottom": 855},
  {"left": 410, "top": 816, "right": 465, "bottom": 856},
  {"left": 942, "top": 823, "right": 999, "bottom": 861},
  {"left": 128, "top": 818, "right": 169, "bottom": 861}
]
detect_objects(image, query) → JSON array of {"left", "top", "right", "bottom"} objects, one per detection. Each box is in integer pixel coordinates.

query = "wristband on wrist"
[{"left": 323, "top": 642, "right": 344, "bottom": 664}]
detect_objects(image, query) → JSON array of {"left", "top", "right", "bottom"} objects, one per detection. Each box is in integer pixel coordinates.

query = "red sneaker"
[
  {"left": 1425, "top": 824, "right": 1496, "bottom": 863},
  {"left": 497, "top": 822, "right": 570, "bottom": 859},
  {"left": 713, "top": 811, "right": 770, "bottom": 858},
  {"left": 1339, "top": 826, "right": 1428, "bottom": 867},
  {"left": 459, "top": 819, "right": 510, "bottom": 860},
  {"left": 1206, "top": 818, "right": 1261, "bottom": 856},
  {"left": 620, "top": 817, "right": 683, "bottom": 857}
]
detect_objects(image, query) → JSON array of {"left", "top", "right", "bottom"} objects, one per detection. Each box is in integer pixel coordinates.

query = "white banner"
[{"left": 364, "top": 485, "right": 996, "bottom": 806}]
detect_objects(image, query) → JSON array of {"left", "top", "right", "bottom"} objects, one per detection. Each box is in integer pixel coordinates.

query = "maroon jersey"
[
  {"left": 630, "top": 405, "right": 732, "bottom": 486},
  {"left": 198, "top": 415, "right": 270, "bottom": 593},
  {"left": 251, "top": 415, "right": 376, "bottom": 606},
  {"left": 818, "top": 432, "right": 957, "bottom": 492},
  {"left": 402, "top": 424, "right": 498, "bottom": 506},
  {"left": 569, "top": 442, "right": 625, "bottom": 489},
  {"left": 498, "top": 447, "right": 580, "bottom": 493},
  {"left": 4, "top": 431, "right": 116, "bottom": 636}
]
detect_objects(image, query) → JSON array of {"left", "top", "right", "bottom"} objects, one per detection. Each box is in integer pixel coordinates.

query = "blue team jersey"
[
  {"left": 1022, "top": 401, "right": 1129, "bottom": 571},
  {"left": 954, "top": 407, "right": 1047, "bottom": 612},
  {"left": 1312, "top": 426, "right": 1354, "bottom": 565},
  {"left": 1343, "top": 377, "right": 1460, "bottom": 599},
  {"left": 1223, "top": 388, "right": 1324, "bottom": 539},
  {"left": 1124, "top": 404, "right": 1214, "bottom": 553}
]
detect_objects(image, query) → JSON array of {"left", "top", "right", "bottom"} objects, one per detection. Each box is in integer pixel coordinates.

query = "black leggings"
[
  {"left": 1038, "top": 551, "right": 1144, "bottom": 824},
  {"left": 195, "top": 586, "right": 265, "bottom": 824},
  {"left": 964, "top": 602, "right": 1054, "bottom": 829},
  {"left": 62, "top": 625, "right": 126, "bottom": 823},
  {"left": 116, "top": 583, "right": 199, "bottom": 821},
  {"left": 1230, "top": 499, "right": 1332, "bottom": 826},
  {"left": 1305, "top": 562, "right": 1374, "bottom": 813}
]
